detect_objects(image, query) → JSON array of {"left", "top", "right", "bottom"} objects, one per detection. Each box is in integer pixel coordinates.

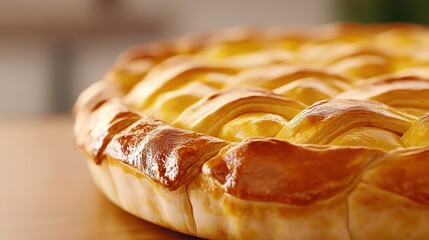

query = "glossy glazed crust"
[
  {"left": 74, "top": 81, "right": 227, "bottom": 190},
  {"left": 349, "top": 148, "right": 429, "bottom": 239},
  {"left": 87, "top": 146, "right": 429, "bottom": 240},
  {"left": 205, "top": 139, "right": 384, "bottom": 206},
  {"left": 74, "top": 23, "right": 429, "bottom": 239}
]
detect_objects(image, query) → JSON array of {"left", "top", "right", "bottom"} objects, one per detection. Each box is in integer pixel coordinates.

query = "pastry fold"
[{"left": 74, "top": 23, "right": 429, "bottom": 240}]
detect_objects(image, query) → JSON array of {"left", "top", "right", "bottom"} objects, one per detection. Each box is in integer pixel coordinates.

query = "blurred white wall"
[
  {"left": 0, "top": 38, "right": 52, "bottom": 115},
  {"left": 0, "top": 0, "right": 336, "bottom": 117}
]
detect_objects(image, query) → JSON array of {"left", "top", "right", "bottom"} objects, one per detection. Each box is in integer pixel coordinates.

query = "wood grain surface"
[{"left": 0, "top": 115, "right": 200, "bottom": 240}]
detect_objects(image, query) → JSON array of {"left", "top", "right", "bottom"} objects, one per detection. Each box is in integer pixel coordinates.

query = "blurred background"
[{"left": 1, "top": 0, "right": 428, "bottom": 118}]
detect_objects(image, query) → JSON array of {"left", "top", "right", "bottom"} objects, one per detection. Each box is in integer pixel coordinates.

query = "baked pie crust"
[{"left": 74, "top": 23, "right": 429, "bottom": 240}]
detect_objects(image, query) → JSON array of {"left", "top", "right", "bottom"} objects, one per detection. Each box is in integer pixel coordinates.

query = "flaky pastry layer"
[{"left": 74, "top": 23, "right": 429, "bottom": 239}]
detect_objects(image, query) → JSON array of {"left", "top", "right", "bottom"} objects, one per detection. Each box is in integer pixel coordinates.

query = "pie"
[{"left": 73, "top": 23, "right": 429, "bottom": 240}]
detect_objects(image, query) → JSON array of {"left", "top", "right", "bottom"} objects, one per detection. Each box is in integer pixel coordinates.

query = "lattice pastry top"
[{"left": 74, "top": 23, "right": 429, "bottom": 207}]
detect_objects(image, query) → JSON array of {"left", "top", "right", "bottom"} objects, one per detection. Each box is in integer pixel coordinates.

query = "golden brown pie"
[{"left": 73, "top": 23, "right": 429, "bottom": 240}]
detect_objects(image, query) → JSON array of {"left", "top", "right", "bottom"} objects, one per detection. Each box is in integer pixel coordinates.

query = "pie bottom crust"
[{"left": 86, "top": 155, "right": 429, "bottom": 240}]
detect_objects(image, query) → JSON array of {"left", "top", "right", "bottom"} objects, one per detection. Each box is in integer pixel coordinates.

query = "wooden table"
[{"left": 0, "top": 116, "right": 200, "bottom": 240}]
